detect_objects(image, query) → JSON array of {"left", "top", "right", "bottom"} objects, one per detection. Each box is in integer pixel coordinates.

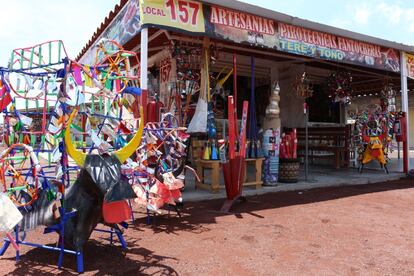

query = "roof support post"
[
  {"left": 140, "top": 27, "right": 148, "bottom": 123},
  {"left": 400, "top": 51, "right": 410, "bottom": 173}
]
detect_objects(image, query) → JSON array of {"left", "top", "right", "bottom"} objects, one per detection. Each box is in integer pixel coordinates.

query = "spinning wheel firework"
[
  {"left": 0, "top": 143, "right": 41, "bottom": 207},
  {"left": 0, "top": 38, "right": 196, "bottom": 273},
  {"left": 93, "top": 39, "right": 140, "bottom": 94},
  {"left": 0, "top": 39, "right": 153, "bottom": 273}
]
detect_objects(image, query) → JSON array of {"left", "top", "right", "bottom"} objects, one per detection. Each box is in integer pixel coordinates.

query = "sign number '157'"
[{"left": 165, "top": 0, "right": 201, "bottom": 26}]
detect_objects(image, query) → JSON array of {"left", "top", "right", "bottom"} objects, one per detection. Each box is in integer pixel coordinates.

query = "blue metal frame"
[
  {"left": 0, "top": 55, "right": 132, "bottom": 273},
  {"left": 0, "top": 220, "right": 129, "bottom": 273}
]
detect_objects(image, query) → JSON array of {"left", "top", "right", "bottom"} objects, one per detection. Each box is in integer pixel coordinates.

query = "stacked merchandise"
[
  {"left": 262, "top": 82, "right": 281, "bottom": 185},
  {"left": 262, "top": 128, "right": 280, "bottom": 185},
  {"left": 278, "top": 129, "right": 300, "bottom": 183},
  {"left": 280, "top": 129, "right": 298, "bottom": 159}
]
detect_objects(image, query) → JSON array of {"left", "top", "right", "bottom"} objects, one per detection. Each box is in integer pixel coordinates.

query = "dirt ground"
[{"left": 1, "top": 178, "right": 414, "bottom": 275}]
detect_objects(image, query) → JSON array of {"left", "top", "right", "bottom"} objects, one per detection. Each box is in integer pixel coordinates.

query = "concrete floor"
[
  {"left": 387, "top": 149, "right": 414, "bottom": 170},
  {"left": 182, "top": 155, "right": 412, "bottom": 202}
]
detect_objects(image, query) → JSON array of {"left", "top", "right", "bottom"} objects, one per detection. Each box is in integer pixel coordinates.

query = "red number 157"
[{"left": 165, "top": 0, "right": 200, "bottom": 26}]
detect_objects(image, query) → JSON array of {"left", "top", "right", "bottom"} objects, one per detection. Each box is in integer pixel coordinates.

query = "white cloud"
[
  {"left": 354, "top": 4, "right": 371, "bottom": 24},
  {"left": 376, "top": 2, "right": 404, "bottom": 25},
  {"left": 342, "top": 1, "right": 414, "bottom": 39},
  {"left": 403, "top": 8, "right": 414, "bottom": 33},
  {"left": 375, "top": 2, "right": 414, "bottom": 34}
]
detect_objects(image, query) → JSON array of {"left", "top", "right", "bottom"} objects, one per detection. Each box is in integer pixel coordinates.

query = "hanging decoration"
[
  {"left": 293, "top": 72, "right": 313, "bottom": 98},
  {"left": 171, "top": 42, "right": 201, "bottom": 82},
  {"left": 172, "top": 41, "right": 204, "bottom": 132},
  {"left": 380, "top": 82, "right": 396, "bottom": 112},
  {"left": 327, "top": 71, "right": 352, "bottom": 103}
]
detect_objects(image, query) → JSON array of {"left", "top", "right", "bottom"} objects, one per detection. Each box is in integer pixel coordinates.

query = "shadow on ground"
[
  {"left": 4, "top": 240, "right": 178, "bottom": 275},
  {"left": 3, "top": 178, "right": 413, "bottom": 275},
  {"left": 133, "top": 177, "right": 414, "bottom": 233}
]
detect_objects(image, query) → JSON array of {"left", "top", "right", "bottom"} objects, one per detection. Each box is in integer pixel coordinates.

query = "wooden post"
[
  {"left": 140, "top": 28, "right": 148, "bottom": 123},
  {"left": 400, "top": 52, "right": 410, "bottom": 173}
]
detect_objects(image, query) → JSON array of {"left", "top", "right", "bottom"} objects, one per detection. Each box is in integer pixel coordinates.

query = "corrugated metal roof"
[{"left": 77, "top": 0, "right": 414, "bottom": 61}]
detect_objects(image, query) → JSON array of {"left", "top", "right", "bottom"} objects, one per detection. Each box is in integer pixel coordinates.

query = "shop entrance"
[
  {"left": 307, "top": 84, "right": 341, "bottom": 124},
  {"left": 140, "top": 29, "right": 414, "bottom": 188}
]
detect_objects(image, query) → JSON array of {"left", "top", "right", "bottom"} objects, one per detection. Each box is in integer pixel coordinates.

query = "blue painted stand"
[
  {"left": 0, "top": 219, "right": 129, "bottom": 273},
  {"left": 94, "top": 225, "right": 128, "bottom": 249},
  {"left": 0, "top": 209, "right": 85, "bottom": 273},
  {"left": 0, "top": 57, "right": 131, "bottom": 274}
]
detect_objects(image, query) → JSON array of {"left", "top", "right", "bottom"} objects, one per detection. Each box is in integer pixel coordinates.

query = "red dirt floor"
[{"left": 1, "top": 178, "right": 414, "bottom": 275}]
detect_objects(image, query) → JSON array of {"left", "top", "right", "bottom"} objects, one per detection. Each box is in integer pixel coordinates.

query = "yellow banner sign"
[
  {"left": 140, "top": 0, "right": 205, "bottom": 33},
  {"left": 405, "top": 52, "right": 414, "bottom": 79}
]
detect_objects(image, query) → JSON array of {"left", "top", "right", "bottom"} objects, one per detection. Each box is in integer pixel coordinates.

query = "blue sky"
[
  {"left": 0, "top": 0, "right": 118, "bottom": 66},
  {"left": 0, "top": 0, "right": 414, "bottom": 66},
  {"left": 243, "top": 0, "right": 414, "bottom": 46}
]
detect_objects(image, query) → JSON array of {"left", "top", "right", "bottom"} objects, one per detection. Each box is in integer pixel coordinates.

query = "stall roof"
[
  {"left": 77, "top": 0, "right": 414, "bottom": 61},
  {"left": 203, "top": 0, "right": 414, "bottom": 53}
]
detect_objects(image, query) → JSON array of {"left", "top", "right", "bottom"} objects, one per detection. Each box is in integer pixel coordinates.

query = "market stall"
[
  {"left": 76, "top": 0, "right": 413, "bottom": 188},
  {"left": 0, "top": 0, "right": 413, "bottom": 272}
]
